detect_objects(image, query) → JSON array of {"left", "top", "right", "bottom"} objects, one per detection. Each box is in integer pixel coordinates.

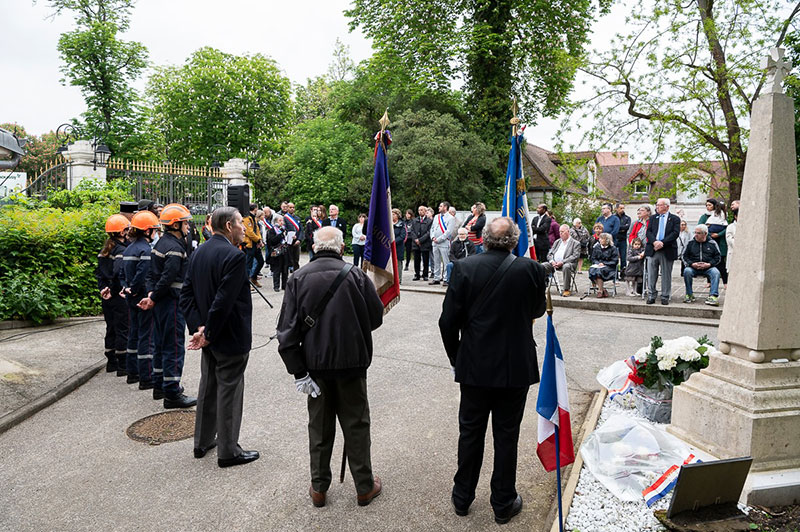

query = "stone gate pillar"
[
  {"left": 64, "top": 140, "right": 107, "bottom": 190},
  {"left": 668, "top": 48, "right": 800, "bottom": 506}
]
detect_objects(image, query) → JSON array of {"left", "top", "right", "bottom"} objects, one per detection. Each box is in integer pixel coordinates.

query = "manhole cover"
[{"left": 126, "top": 410, "right": 195, "bottom": 445}]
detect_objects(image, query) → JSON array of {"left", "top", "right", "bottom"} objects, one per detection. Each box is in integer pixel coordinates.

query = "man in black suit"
[
  {"left": 530, "top": 203, "right": 551, "bottom": 263},
  {"left": 439, "top": 217, "right": 547, "bottom": 525},
  {"left": 410, "top": 205, "right": 433, "bottom": 280},
  {"left": 321, "top": 204, "right": 348, "bottom": 237},
  {"left": 180, "top": 206, "right": 259, "bottom": 468},
  {"left": 645, "top": 197, "right": 681, "bottom": 305}
]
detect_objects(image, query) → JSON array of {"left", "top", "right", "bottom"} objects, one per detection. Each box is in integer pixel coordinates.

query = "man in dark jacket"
[
  {"left": 445, "top": 227, "right": 476, "bottom": 286},
  {"left": 277, "top": 226, "right": 385, "bottom": 508},
  {"left": 439, "top": 217, "right": 547, "bottom": 525},
  {"left": 530, "top": 204, "right": 551, "bottom": 262},
  {"left": 645, "top": 198, "right": 681, "bottom": 305},
  {"left": 180, "top": 206, "right": 259, "bottom": 468},
  {"left": 614, "top": 203, "right": 631, "bottom": 278},
  {"left": 681, "top": 224, "right": 722, "bottom": 306},
  {"left": 411, "top": 205, "right": 433, "bottom": 280}
]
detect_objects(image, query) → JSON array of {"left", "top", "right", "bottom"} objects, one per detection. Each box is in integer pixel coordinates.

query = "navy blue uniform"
[
  {"left": 95, "top": 240, "right": 129, "bottom": 373},
  {"left": 146, "top": 232, "right": 189, "bottom": 398},
  {"left": 122, "top": 237, "right": 154, "bottom": 384}
]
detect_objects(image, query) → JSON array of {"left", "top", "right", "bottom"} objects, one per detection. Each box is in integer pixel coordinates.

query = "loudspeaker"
[{"left": 227, "top": 185, "right": 250, "bottom": 217}]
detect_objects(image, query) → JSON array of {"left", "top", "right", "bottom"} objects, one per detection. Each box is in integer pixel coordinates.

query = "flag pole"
[{"left": 546, "top": 287, "right": 564, "bottom": 532}]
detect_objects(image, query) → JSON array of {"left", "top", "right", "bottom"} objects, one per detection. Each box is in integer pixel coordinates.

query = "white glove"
[
  {"left": 295, "top": 374, "right": 321, "bottom": 398},
  {"left": 450, "top": 366, "right": 456, "bottom": 378}
]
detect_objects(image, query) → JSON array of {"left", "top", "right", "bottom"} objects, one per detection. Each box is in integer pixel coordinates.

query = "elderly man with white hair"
[
  {"left": 681, "top": 223, "right": 722, "bottom": 306},
  {"left": 277, "top": 226, "right": 385, "bottom": 509},
  {"left": 645, "top": 198, "right": 681, "bottom": 305},
  {"left": 543, "top": 224, "right": 581, "bottom": 296}
]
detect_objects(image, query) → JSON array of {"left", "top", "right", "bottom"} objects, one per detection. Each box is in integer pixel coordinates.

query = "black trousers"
[
  {"left": 404, "top": 240, "right": 412, "bottom": 268},
  {"left": 271, "top": 254, "right": 288, "bottom": 289},
  {"left": 453, "top": 384, "right": 529, "bottom": 514},
  {"left": 413, "top": 249, "right": 430, "bottom": 278},
  {"left": 534, "top": 242, "right": 549, "bottom": 263},
  {"left": 307, "top": 377, "right": 373, "bottom": 495}
]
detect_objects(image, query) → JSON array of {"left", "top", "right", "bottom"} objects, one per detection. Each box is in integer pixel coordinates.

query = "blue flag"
[
  {"left": 500, "top": 133, "right": 532, "bottom": 257},
  {"left": 363, "top": 130, "right": 399, "bottom": 311}
]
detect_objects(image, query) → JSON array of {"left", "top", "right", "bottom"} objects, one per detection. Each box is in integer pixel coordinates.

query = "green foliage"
[
  {"left": 560, "top": 0, "right": 800, "bottom": 201},
  {"left": 147, "top": 47, "right": 293, "bottom": 165},
  {"left": 549, "top": 191, "right": 604, "bottom": 228},
  {"left": 0, "top": 124, "right": 61, "bottom": 176},
  {"left": 51, "top": 0, "right": 150, "bottom": 158},
  {"left": 45, "top": 179, "right": 133, "bottom": 210},
  {"left": 0, "top": 271, "right": 69, "bottom": 323},
  {"left": 783, "top": 30, "right": 800, "bottom": 195},
  {"left": 0, "top": 200, "right": 118, "bottom": 321},
  {"left": 387, "top": 109, "right": 499, "bottom": 211},
  {"left": 346, "top": 0, "right": 611, "bottom": 145},
  {"left": 255, "top": 117, "right": 373, "bottom": 215}
]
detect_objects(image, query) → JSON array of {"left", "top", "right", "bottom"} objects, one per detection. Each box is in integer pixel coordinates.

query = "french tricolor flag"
[{"left": 536, "top": 314, "right": 575, "bottom": 472}]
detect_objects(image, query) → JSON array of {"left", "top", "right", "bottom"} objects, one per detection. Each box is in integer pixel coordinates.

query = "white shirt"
[{"left": 553, "top": 237, "right": 572, "bottom": 263}]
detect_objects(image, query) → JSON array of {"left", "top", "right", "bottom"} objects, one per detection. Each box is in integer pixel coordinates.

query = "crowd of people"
[{"left": 535, "top": 198, "right": 739, "bottom": 306}]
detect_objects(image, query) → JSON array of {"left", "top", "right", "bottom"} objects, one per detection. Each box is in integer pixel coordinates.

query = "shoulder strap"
[
  {"left": 303, "top": 263, "right": 354, "bottom": 329},
  {"left": 467, "top": 253, "right": 516, "bottom": 322}
]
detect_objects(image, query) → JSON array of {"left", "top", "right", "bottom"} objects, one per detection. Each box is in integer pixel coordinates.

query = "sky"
[{"left": 1, "top": 0, "right": 624, "bottom": 151}]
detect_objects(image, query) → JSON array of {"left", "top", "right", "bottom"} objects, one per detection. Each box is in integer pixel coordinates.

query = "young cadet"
[
  {"left": 122, "top": 210, "right": 160, "bottom": 390},
  {"left": 138, "top": 204, "right": 197, "bottom": 409},
  {"left": 96, "top": 214, "right": 130, "bottom": 375}
]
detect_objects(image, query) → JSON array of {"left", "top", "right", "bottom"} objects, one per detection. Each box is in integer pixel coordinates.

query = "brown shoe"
[
  {"left": 357, "top": 475, "right": 382, "bottom": 506},
  {"left": 251, "top": 278, "right": 262, "bottom": 288},
  {"left": 561, "top": 290, "right": 571, "bottom": 297},
  {"left": 309, "top": 485, "right": 326, "bottom": 508}
]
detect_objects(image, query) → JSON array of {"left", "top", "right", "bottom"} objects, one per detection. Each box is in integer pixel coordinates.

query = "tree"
[
  {"left": 783, "top": 29, "right": 800, "bottom": 194},
  {"left": 562, "top": 0, "right": 800, "bottom": 202},
  {"left": 346, "top": 0, "right": 611, "bottom": 145},
  {"left": 49, "top": 0, "right": 149, "bottom": 158},
  {"left": 0, "top": 123, "right": 60, "bottom": 176},
  {"left": 254, "top": 117, "right": 373, "bottom": 213},
  {"left": 387, "top": 109, "right": 499, "bottom": 210},
  {"left": 147, "top": 47, "right": 292, "bottom": 165}
]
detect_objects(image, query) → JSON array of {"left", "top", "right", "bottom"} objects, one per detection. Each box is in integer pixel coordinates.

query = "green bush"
[{"left": 0, "top": 201, "right": 118, "bottom": 320}]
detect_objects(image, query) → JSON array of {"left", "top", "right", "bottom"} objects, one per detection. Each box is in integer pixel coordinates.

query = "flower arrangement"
[{"left": 629, "top": 335, "right": 713, "bottom": 390}]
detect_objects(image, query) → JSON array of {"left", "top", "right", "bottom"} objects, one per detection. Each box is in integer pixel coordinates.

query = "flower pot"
[{"left": 633, "top": 384, "right": 673, "bottom": 424}]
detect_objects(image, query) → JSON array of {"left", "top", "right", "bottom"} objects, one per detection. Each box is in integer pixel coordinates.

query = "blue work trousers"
[
  {"left": 153, "top": 297, "right": 187, "bottom": 397},
  {"left": 127, "top": 297, "right": 154, "bottom": 383},
  {"left": 684, "top": 266, "right": 721, "bottom": 296}
]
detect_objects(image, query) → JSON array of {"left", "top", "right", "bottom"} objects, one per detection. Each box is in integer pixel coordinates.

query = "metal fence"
[
  {"left": 106, "top": 159, "right": 226, "bottom": 218},
  {"left": 18, "top": 160, "right": 69, "bottom": 199}
]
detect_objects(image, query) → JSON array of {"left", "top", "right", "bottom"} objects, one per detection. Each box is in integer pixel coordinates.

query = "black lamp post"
[
  {"left": 55, "top": 123, "right": 112, "bottom": 170},
  {"left": 210, "top": 144, "right": 228, "bottom": 170}
]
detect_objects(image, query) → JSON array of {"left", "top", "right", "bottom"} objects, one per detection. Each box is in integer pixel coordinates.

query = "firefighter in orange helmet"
[
  {"left": 137, "top": 204, "right": 197, "bottom": 408},
  {"left": 95, "top": 214, "right": 131, "bottom": 375}
]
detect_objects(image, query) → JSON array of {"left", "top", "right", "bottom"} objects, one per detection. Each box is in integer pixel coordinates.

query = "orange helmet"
[
  {"left": 105, "top": 214, "right": 130, "bottom": 234},
  {"left": 130, "top": 210, "right": 161, "bottom": 230},
  {"left": 159, "top": 203, "right": 192, "bottom": 226}
]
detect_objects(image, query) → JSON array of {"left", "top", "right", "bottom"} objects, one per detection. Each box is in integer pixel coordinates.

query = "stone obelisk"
[{"left": 669, "top": 48, "right": 800, "bottom": 506}]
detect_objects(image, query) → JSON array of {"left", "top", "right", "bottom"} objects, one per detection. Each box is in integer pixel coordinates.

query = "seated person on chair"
[
  {"left": 588, "top": 233, "right": 619, "bottom": 299},
  {"left": 446, "top": 228, "right": 477, "bottom": 286},
  {"left": 543, "top": 224, "right": 580, "bottom": 297},
  {"left": 681, "top": 223, "right": 722, "bottom": 306}
]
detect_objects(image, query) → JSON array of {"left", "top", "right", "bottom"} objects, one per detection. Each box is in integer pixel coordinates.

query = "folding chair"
[{"left": 548, "top": 268, "right": 578, "bottom": 295}]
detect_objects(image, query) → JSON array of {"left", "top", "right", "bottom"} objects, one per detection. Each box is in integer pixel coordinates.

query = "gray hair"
[
  {"left": 695, "top": 223, "right": 708, "bottom": 234},
  {"left": 313, "top": 226, "right": 344, "bottom": 254},
  {"left": 657, "top": 197, "right": 671, "bottom": 207},
  {"left": 211, "top": 206, "right": 239, "bottom": 232},
  {"left": 599, "top": 232, "right": 613, "bottom": 246},
  {"left": 484, "top": 217, "right": 520, "bottom": 251},
  {"left": 559, "top": 224, "right": 570, "bottom": 232}
]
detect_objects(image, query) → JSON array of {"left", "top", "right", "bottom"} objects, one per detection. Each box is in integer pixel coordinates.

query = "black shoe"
[
  {"left": 646, "top": 297, "right": 656, "bottom": 305},
  {"left": 153, "top": 388, "right": 165, "bottom": 400},
  {"left": 194, "top": 442, "right": 217, "bottom": 458},
  {"left": 138, "top": 381, "right": 154, "bottom": 390},
  {"left": 116, "top": 368, "right": 127, "bottom": 377},
  {"left": 412, "top": 276, "right": 420, "bottom": 281},
  {"left": 429, "top": 280, "right": 440, "bottom": 285},
  {"left": 661, "top": 298, "right": 669, "bottom": 305},
  {"left": 126, "top": 375, "right": 139, "bottom": 384},
  {"left": 422, "top": 277, "right": 428, "bottom": 281},
  {"left": 104, "top": 354, "right": 117, "bottom": 373},
  {"left": 164, "top": 394, "right": 197, "bottom": 409},
  {"left": 494, "top": 495, "right": 523, "bottom": 525},
  {"left": 218, "top": 450, "right": 259, "bottom": 468},
  {"left": 452, "top": 496, "right": 469, "bottom": 517}
]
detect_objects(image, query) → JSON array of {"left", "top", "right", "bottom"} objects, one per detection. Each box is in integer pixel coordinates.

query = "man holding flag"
[
  {"left": 439, "top": 217, "right": 546, "bottom": 525},
  {"left": 501, "top": 104, "right": 533, "bottom": 259}
]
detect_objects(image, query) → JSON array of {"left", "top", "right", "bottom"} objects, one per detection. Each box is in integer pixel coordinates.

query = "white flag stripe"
[{"left": 556, "top": 357, "right": 570, "bottom": 412}]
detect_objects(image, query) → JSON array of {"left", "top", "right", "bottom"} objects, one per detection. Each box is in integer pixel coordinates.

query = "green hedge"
[{"left": 0, "top": 181, "right": 130, "bottom": 322}]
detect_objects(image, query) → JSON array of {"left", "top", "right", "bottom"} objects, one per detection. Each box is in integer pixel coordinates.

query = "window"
[{"left": 633, "top": 180, "right": 649, "bottom": 195}]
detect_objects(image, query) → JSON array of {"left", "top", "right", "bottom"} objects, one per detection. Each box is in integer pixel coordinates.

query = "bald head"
[
  {"left": 484, "top": 217, "right": 520, "bottom": 251},
  {"left": 313, "top": 226, "right": 345, "bottom": 254}
]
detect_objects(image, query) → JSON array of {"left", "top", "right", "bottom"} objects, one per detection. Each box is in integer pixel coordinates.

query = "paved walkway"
[{"left": 0, "top": 280, "right": 719, "bottom": 531}]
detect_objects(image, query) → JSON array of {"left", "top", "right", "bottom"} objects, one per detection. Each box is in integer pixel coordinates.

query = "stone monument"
[
  {"left": 64, "top": 139, "right": 107, "bottom": 190},
  {"left": 669, "top": 48, "right": 800, "bottom": 506}
]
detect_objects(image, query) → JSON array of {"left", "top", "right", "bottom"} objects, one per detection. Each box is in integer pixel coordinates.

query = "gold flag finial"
[
  {"left": 510, "top": 97, "right": 521, "bottom": 136},
  {"left": 379, "top": 109, "right": 390, "bottom": 133}
]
